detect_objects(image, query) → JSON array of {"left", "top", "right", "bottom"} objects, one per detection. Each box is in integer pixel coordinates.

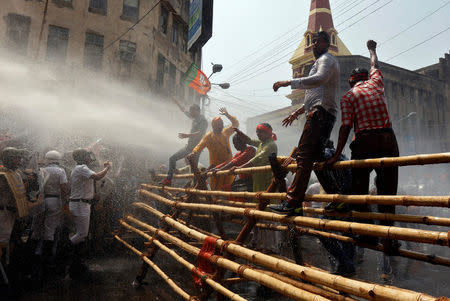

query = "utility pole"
[{"left": 35, "top": 0, "right": 50, "bottom": 60}]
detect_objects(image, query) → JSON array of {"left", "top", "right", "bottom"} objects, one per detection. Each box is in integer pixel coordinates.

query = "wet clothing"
[
  {"left": 341, "top": 68, "right": 391, "bottom": 134},
  {"left": 69, "top": 201, "right": 91, "bottom": 245},
  {"left": 70, "top": 165, "right": 95, "bottom": 200},
  {"left": 287, "top": 106, "right": 335, "bottom": 206},
  {"left": 247, "top": 138, "right": 279, "bottom": 252},
  {"left": 186, "top": 114, "right": 208, "bottom": 150},
  {"left": 31, "top": 164, "right": 67, "bottom": 241},
  {"left": 350, "top": 129, "right": 399, "bottom": 219},
  {"left": 247, "top": 139, "right": 277, "bottom": 192},
  {"left": 216, "top": 146, "right": 256, "bottom": 180},
  {"left": 167, "top": 113, "right": 207, "bottom": 180},
  {"left": 192, "top": 115, "right": 239, "bottom": 190},
  {"left": 291, "top": 52, "right": 339, "bottom": 117},
  {"left": 286, "top": 51, "right": 339, "bottom": 207},
  {"left": 0, "top": 169, "right": 24, "bottom": 243},
  {"left": 69, "top": 164, "right": 95, "bottom": 245},
  {"left": 339, "top": 66, "right": 399, "bottom": 220}
]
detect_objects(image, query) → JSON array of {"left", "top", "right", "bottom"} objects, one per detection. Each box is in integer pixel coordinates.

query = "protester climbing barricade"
[{"left": 115, "top": 152, "right": 450, "bottom": 301}]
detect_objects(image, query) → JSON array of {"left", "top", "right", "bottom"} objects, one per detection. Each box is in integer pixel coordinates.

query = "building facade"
[{"left": 0, "top": 0, "right": 208, "bottom": 103}]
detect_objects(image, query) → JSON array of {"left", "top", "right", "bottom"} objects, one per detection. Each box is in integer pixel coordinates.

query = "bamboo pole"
[
  {"left": 119, "top": 222, "right": 247, "bottom": 301},
  {"left": 253, "top": 268, "right": 358, "bottom": 301},
  {"left": 302, "top": 208, "right": 450, "bottom": 227},
  {"left": 127, "top": 207, "right": 438, "bottom": 301},
  {"left": 294, "top": 227, "right": 450, "bottom": 267},
  {"left": 155, "top": 152, "right": 450, "bottom": 179},
  {"left": 185, "top": 213, "right": 450, "bottom": 267},
  {"left": 121, "top": 218, "right": 330, "bottom": 301},
  {"left": 114, "top": 235, "right": 192, "bottom": 301},
  {"left": 138, "top": 191, "right": 450, "bottom": 246},
  {"left": 142, "top": 184, "right": 450, "bottom": 208}
]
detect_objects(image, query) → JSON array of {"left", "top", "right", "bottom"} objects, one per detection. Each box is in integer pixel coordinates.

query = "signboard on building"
[
  {"left": 188, "top": 0, "right": 202, "bottom": 50},
  {"left": 188, "top": 0, "right": 213, "bottom": 51}
]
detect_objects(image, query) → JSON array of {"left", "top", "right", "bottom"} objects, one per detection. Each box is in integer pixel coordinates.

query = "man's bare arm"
[{"left": 367, "top": 40, "right": 379, "bottom": 69}]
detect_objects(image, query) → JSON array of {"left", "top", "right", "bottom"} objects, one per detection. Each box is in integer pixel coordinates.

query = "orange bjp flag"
[{"left": 184, "top": 63, "right": 211, "bottom": 95}]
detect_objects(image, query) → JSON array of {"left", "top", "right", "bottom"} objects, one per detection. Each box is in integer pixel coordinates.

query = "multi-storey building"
[{"left": 0, "top": 0, "right": 212, "bottom": 103}]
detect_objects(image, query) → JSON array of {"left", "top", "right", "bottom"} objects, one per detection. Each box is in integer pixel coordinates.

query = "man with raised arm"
[
  {"left": 325, "top": 40, "right": 399, "bottom": 259},
  {"left": 161, "top": 98, "right": 207, "bottom": 186},
  {"left": 187, "top": 107, "right": 239, "bottom": 191},
  {"left": 269, "top": 31, "right": 339, "bottom": 214}
]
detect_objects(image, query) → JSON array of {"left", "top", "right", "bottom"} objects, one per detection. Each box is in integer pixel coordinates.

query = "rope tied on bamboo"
[
  {"left": 243, "top": 208, "right": 254, "bottom": 220},
  {"left": 236, "top": 265, "right": 252, "bottom": 278},
  {"left": 219, "top": 240, "right": 237, "bottom": 254},
  {"left": 192, "top": 236, "right": 218, "bottom": 288}
]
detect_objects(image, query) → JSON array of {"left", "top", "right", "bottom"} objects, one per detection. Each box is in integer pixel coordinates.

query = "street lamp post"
[{"left": 201, "top": 63, "right": 231, "bottom": 113}]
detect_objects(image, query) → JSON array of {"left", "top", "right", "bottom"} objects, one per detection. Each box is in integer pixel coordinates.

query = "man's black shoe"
[{"left": 268, "top": 201, "right": 296, "bottom": 215}]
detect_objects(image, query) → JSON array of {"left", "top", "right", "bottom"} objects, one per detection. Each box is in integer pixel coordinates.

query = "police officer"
[
  {"left": 0, "top": 148, "right": 23, "bottom": 246},
  {"left": 69, "top": 149, "right": 110, "bottom": 278}
]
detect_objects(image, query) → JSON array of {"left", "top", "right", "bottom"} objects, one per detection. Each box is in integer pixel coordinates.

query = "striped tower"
[{"left": 287, "top": 0, "right": 351, "bottom": 105}]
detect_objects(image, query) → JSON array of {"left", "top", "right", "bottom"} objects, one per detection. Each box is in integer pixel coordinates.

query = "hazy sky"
[{"left": 201, "top": 0, "right": 450, "bottom": 124}]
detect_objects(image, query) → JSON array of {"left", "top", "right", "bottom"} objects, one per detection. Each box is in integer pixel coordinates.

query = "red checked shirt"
[{"left": 340, "top": 68, "right": 392, "bottom": 134}]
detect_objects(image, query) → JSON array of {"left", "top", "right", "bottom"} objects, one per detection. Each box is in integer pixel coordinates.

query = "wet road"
[{"left": 14, "top": 233, "right": 449, "bottom": 301}]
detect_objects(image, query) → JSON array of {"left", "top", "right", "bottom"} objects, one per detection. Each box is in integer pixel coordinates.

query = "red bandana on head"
[
  {"left": 256, "top": 124, "right": 277, "bottom": 141},
  {"left": 349, "top": 73, "right": 369, "bottom": 84}
]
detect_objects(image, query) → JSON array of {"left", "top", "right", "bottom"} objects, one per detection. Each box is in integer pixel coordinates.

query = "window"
[
  {"left": 331, "top": 34, "right": 336, "bottom": 45},
  {"left": 52, "top": 0, "right": 73, "bottom": 7},
  {"left": 46, "top": 25, "right": 69, "bottom": 62},
  {"left": 306, "top": 35, "right": 310, "bottom": 46},
  {"left": 159, "top": 5, "right": 169, "bottom": 34},
  {"left": 89, "top": 0, "right": 107, "bottom": 15},
  {"left": 156, "top": 53, "right": 166, "bottom": 88},
  {"left": 169, "top": 63, "right": 176, "bottom": 90},
  {"left": 181, "top": 27, "right": 187, "bottom": 52},
  {"left": 5, "top": 13, "right": 31, "bottom": 55},
  {"left": 119, "top": 40, "right": 136, "bottom": 62},
  {"left": 84, "top": 33, "right": 104, "bottom": 70},
  {"left": 123, "top": 0, "right": 139, "bottom": 19},
  {"left": 172, "top": 21, "right": 179, "bottom": 45},
  {"left": 179, "top": 72, "right": 185, "bottom": 99}
]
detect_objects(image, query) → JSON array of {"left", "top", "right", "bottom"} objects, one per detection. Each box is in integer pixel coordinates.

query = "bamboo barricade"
[
  {"left": 114, "top": 235, "right": 192, "bottom": 301},
  {"left": 121, "top": 218, "right": 330, "bottom": 301},
  {"left": 139, "top": 190, "right": 450, "bottom": 246},
  {"left": 118, "top": 222, "right": 247, "bottom": 301},
  {"left": 155, "top": 152, "right": 450, "bottom": 179},
  {"left": 143, "top": 184, "right": 450, "bottom": 208},
  {"left": 128, "top": 204, "right": 439, "bottom": 301},
  {"left": 170, "top": 195, "right": 450, "bottom": 228},
  {"left": 294, "top": 227, "right": 450, "bottom": 267},
  {"left": 159, "top": 205, "right": 450, "bottom": 267}
]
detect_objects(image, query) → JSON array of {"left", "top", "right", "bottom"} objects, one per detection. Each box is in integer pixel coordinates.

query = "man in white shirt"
[
  {"left": 69, "top": 148, "right": 110, "bottom": 278},
  {"left": 30, "top": 150, "right": 68, "bottom": 277}
]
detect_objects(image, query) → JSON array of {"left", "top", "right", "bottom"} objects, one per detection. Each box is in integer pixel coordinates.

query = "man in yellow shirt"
[{"left": 187, "top": 107, "right": 239, "bottom": 190}]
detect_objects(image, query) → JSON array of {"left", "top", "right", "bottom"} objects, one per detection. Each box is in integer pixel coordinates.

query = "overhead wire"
[
  {"left": 223, "top": 0, "right": 364, "bottom": 82},
  {"left": 104, "top": 0, "right": 162, "bottom": 51},
  {"left": 353, "top": 1, "right": 450, "bottom": 54},
  {"left": 230, "top": 0, "right": 395, "bottom": 87},
  {"left": 226, "top": 0, "right": 390, "bottom": 86},
  {"left": 221, "top": 0, "right": 350, "bottom": 79},
  {"left": 339, "top": 0, "right": 394, "bottom": 33},
  {"left": 385, "top": 27, "right": 450, "bottom": 62}
]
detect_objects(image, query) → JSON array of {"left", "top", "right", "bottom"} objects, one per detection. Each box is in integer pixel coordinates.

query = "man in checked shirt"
[{"left": 325, "top": 40, "right": 399, "bottom": 252}]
